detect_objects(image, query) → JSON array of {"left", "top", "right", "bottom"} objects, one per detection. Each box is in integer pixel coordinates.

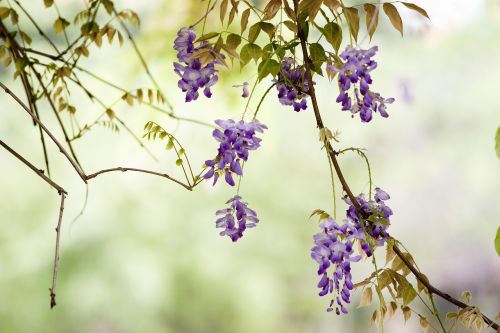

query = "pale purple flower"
[
  {"left": 215, "top": 195, "right": 259, "bottom": 241},
  {"left": 233, "top": 82, "right": 250, "bottom": 98},
  {"left": 173, "top": 27, "right": 221, "bottom": 102},
  {"left": 275, "top": 57, "right": 311, "bottom": 112},
  {"left": 329, "top": 46, "right": 394, "bottom": 122},
  {"left": 204, "top": 119, "right": 267, "bottom": 186}
]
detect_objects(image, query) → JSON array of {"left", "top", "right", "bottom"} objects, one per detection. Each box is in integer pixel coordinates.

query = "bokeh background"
[{"left": 0, "top": 0, "right": 499, "bottom": 332}]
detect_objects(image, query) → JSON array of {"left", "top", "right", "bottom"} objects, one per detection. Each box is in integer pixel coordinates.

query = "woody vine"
[{"left": 0, "top": 0, "right": 498, "bottom": 332}]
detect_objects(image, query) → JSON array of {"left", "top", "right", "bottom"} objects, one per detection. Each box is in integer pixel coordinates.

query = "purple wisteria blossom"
[
  {"left": 215, "top": 195, "right": 259, "bottom": 242},
  {"left": 204, "top": 119, "right": 267, "bottom": 186},
  {"left": 311, "top": 218, "right": 361, "bottom": 314},
  {"left": 275, "top": 57, "right": 311, "bottom": 112},
  {"left": 312, "top": 188, "right": 393, "bottom": 313},
  {"left": 173, "top": 27, "right": 221, "bottom": 102},
  {"left": 343, "top": 187, "right": 393, "bottom": 257},
  {"left": 329, "top": 46, "right": 394, "bottom": 122}
]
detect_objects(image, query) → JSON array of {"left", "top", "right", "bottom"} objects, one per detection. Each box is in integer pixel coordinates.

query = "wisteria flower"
[
  {"left": 173, "top": 27, "right": 222, "bottom": 102},
  {"left": 233, "top": 82, "right": 250, "bottom": 98},
  {"left": 343, "top": 188, "right": 393, "bottom": 256},
  {"left": 312, "top": 188, "right": 393, "bottom": 314},
  {"left": 204, "top": 119, "right": 267, "bottom": 186},
  {"left": 215, "top": 195, "right": 259, "bottom": 242},
  {"left": 275, "top": 57, "right": 311, "bottom": 112},
  {"left": 329, "top": 46, "right": 394, "bottom": 122},
  {"left": 311, "top": 218, "right": 361, "bottom": 314}
]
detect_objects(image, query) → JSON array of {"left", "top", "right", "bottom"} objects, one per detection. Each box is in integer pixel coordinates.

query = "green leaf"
[
  {"left": 258, "top": 58, "right": 280, "bottom": 80},
  {"left": 495, "top": 226, "right": 500, "bottom": 256},
  {"left": 322, "top": 22, "right": 342, "bottom": 53},
  {"left": 364, "top": 4, "right": 379, "bottom": 40},
  {"left": 20, "top": 31, "right": 32, "bottom": 45},
  {"left": 262, "top": 0, "right": 282, "bottom": 21},
  {"left": 240, "top": 43, "right": 262, "bottom": 65},
  {"left": 402, "top": 2, "right": 429, "bottom": 19},
  {"left": 358, "top": 287, "right": 373, "bottom": 307},
  {"left": 176, "top": 158, "right": 183, "bottom": 166},
  {"left": 0, "top": 7, "right": 10, "bottom": 19},
  {"left": 283, "top": 20, "right": 297, "bottom": 33},
  {"left": 44, "top": 0, "right": 54, "bottom": 7},
  {"left": 383, "top": 3, "right": 403, "bottom": 36},
  {"left": 248, "top": 23, "right": 261, "bottom": 43},
  {"left": 241, "top": 8, "right": 250, "bottom": 33},
  {"left": 259, "top": 22, "right": 275, "bottom": 39},
  {"left": 298, "top": 0, "right": 323, "bottom": 21},
  {"left": 309, "top": 43, "right": 326, "bottom": 74},
  {"left": 196, "top": 32, "right": 219, "bottom": 42},
  {"left": 53, "top": 17, "right": 70, "bottom": 34},
  {"left": 226, "top": 33, "right": 242, "bottom": 50},
  {"left": 220, "top": 0, "right": 228, "bottom": 23},
  {"left": 402, "top": 284, "right": 417, "bottom": 305},
  {"left": 344, "top": 7, "right": 360, "bottom": 42},
  {"left": 495, "top": 127, "right": 500, "bottom": 159}
]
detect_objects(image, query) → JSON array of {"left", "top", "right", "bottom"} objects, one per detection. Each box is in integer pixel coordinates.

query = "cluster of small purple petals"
[
  {"left": 275, "top": 57, "right": 311, "bottom": 112},
  {"left": 204, "top": 119, "right": 267, "bottom": 186},
  {"left": 311, "top": 188, "right": 393, "bottom": 313},
  {"left": 311, "top": 218, "right": 362, "bottom": 314},
  {"left": 173, "top": 27, "right": 221, "bottom": 102},
  {"left": 343, "top": 187, "right": 393, "bottom": 257},
  {"left": 215, "top": 196, "right": 259, "bottom": 242},
  {"left": 329, "top": 46, "right": 394, "bottom": 122}
]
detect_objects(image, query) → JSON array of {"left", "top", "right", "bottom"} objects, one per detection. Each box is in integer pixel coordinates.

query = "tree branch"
[
  {"left": 291, "top": 0, "right": 499, "bottom": 330},
  {"left": 85, "top": 167, "right": 192, "bottom": 191},
  {"left": 0, "top": 81, "right": 88, "bottom": 183},
  {"left": 0, "top": 139, "right": 67, "bottom": 195},
  {"left": 49, "top": 193, "right": 66, "bottom": 308}
]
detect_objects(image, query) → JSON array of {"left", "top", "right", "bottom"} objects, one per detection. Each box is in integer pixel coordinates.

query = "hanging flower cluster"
[
  {"left": 173, "top": 27, "right": 220, "bottom": 102},
  {"left": 215, "top": 195, "right": 259, "bottom": 242},
  {"left": 204, "top": 119, "right": 267, "bottom": 186},
  {"left": 275, "top": 57, "right": 311, "bottom": 112},
  {"left": 311, "top": 218, "right": 361, "bottom": 314},
  {"left": 343, "top": 187, "right": 393, "bottom": 256},
  {"left": 311, "top": 188, "right": 393, "bottom": 314},
  {"left": 329, "top": 46, "right": 394, "bottom": 122}
]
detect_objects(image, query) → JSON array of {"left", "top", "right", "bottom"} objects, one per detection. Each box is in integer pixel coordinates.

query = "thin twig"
[
  {"left": 49, "top": 193, "right": 66, "bottom": 308},
  {"left": 85, "top": 167, "right": 192, "bottom": 191},
  {"left": 0, "top": 139, "right": 67, "bottom": 194},
  {"left": 0, "top": 81, "right": 88, "bottom": 182}
]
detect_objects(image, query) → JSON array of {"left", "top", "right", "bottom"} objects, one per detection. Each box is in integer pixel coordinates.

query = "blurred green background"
[{"left": 0, "top": 0, "right": 499, "bottom": 332}]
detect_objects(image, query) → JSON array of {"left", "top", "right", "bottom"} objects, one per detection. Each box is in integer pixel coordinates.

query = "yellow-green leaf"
[
  {"left": 402, "top": 2, "right": 429, "bottom": 19},
  {"left": 220, "top": 0, "right": 228, "bottom": 23},
  {"left": 344, "top": 7, "right": 360, "bottom": 41},
  {"left": 358, "top": 287, "right": 373, "bottom": 307},
  {"left": 323, "top": 0, "right": 339, "bottom": 11},
  {"left": 299, "top": 0, "right": 323, "bottom": 22},
  {"left": 402, "top": 284, "right": 417, "bottom": 305},
  {"left": 364, "top": 4, "right": 379, "bottom": 40},
  {"left": 241, "top": 8, "right": 250, "bottom": 33},
  {"left": 383, "top": 3, "right": 403, "bottom": 36},
  {"left": 53, "top": 17, "right": 70, "bottom": 34},
  {"left": 419, "top": 316, "right": 429, "bottom": 332},
  {"left": 20, "top": 31, "right": 32, "bottom": 45},
  {"left": 322, "top": 22, "right": 342, "bottom": 52},
  {"left": 403, "top": 306, "right": 412, "bottom": 323},
  {"left": 262, "top": 0, "right": 282, "bottom": 21},
  {"left": 0, "top": 7, "right": 10, "bottom": 19}
]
